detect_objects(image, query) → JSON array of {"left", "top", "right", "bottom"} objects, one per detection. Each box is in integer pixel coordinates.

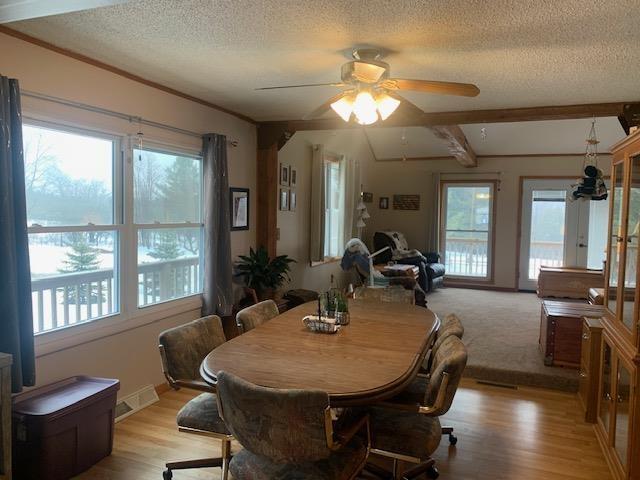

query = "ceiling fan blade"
[
  {"left": 303, "top": 92, "right": 347, "bottom": 120},
  {"left": 255, "top": 82, "right": 344, "bottom": 91},
  {"left": 386, "top": 92, "right": 425, "bottom": 119},
  {"left": 384, "top": 78, "right": 480, "bottom": 97}
]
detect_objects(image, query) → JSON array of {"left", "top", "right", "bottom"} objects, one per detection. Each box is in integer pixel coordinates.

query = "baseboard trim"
[
  {"left": 441, "top": 283, "right": 518, "bottom": 292},
  {"left": 155, "top": 383, "right": 172, "bottom": 396}
]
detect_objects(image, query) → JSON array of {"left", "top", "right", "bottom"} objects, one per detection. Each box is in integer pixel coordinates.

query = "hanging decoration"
[
  {"left": 356, "top": 187, "right": 370, "bottom": 238},
  {"left": 571, "top": 118, "right": 608, "bottom": 201}
]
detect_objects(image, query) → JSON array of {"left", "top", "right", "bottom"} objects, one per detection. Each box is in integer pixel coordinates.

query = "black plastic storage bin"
[{"left": 12, "top": 376, "right": 120, "bottom": 480}]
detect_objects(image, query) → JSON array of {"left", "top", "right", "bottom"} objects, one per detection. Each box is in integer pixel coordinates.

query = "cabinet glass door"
[
  {"left": 607, "top": 162, "right": 625, "bottom": 316},
  {"left": 622, "top": 157, "right": 640, "bottom": 332},
  {"left": 599, "top": 341, "right": 613, "bottom": 431},
  {"left": 614, "top": 361, "right": 632, "bottom": 468}
]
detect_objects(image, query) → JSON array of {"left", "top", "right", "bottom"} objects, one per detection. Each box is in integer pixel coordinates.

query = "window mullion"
[{"left": 121, "top": 137, "right": 137, "bottom": 317}]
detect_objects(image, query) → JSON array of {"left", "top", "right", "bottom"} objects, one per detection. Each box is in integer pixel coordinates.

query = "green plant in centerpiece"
[{"left": 235, "top": 246, "right": 296, "bottom": 300}]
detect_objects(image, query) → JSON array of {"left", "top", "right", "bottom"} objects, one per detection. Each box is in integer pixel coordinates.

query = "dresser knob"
[
  {"left": 579, "top": 371, "right": 587, "bottom": 378},
  {"left": 582, "top": 333, "right": 589, "bottom": 340}
]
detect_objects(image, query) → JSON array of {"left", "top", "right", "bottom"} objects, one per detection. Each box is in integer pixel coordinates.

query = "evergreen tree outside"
[
  {"left": 148, "top": 231, "right": 181, "bottom": 261},
  {"left": 58, "top": 234, "right": 104, "bottom": 304}
]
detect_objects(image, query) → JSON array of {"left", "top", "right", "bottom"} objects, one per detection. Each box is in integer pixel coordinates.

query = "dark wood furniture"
[
  {"left": 201, "top": 300, "right": 440, "bottom": 407},
  {"left": 539, "top": 300, "right": 606, "bottom": 368},
  {"left": 537, "top": 267, "right": 604, "bottom": 300},
  {"left": 578, "top": 317, "right": 604, "bottom": 423},
  {"left": 595, "top": 130, "right": 640, "bottom": 480},
  {"left": 0, "top": 353, "right": 11, "bottom": 480}
]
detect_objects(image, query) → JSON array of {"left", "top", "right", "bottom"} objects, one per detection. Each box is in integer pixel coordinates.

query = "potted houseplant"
[{"left": 235, "top": 246, "right": 296, "bottom": 300}]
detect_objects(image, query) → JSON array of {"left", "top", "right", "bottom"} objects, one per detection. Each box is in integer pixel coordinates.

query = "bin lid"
[{"left": 13, "top": 376, "right": 120, "bottom": 417}]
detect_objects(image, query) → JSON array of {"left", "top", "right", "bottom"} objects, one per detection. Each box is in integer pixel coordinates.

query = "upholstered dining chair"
[
  {"left": 216, "top": 370, "right": 371, "bottom": 480},
  {"left": 235, "top": 299, "right": 280, "bottom": 333},
  {"left": 367, "top": 335, "right": 468, "bottom": 479},
  {"left": 422, "top": 313, "right": 465, "bottom": 372},
  {"left": 158, "top": 315, "right": 233, "bottom": 480},
  {"left": 353, "top": 285, "right": 415, "bottom": 304}
]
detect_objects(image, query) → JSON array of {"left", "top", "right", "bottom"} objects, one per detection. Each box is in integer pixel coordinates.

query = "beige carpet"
[{"left": 426, "top": 287, "right": 579, "bottom": 392}]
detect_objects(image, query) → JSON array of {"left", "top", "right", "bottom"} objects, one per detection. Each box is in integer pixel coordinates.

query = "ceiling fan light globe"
[
  {"left": 376, "top": 93, "right": 401, "bottom": 120},
  {"left": 353, "top": 91, "right": 378, "bottom": 125},
  {"left": 330, "top": 96, "right": 353, "bottom": 122}
]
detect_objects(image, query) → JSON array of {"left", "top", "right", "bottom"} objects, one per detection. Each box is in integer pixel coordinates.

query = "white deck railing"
[
  {"left": 31, "top": 257, "right": 200, "bottom": 334},
  {"left": 445, "top": 237, "right": 564, "bottom": 278}
]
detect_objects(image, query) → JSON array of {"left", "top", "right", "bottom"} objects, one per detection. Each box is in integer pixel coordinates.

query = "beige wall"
[
  {"left": 360, "top": 154, "right": 612, "bottom": 289},
  {"left": 276, "top": 129, "right": 376, "bottom": 292},
  {"left": 0, "top": 32, "right": 257, "bottom": 397}
]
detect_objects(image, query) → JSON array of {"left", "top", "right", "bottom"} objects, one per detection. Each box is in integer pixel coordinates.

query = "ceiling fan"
[{"left": 256, "top": 48, "right": 480, "bottom": 125}]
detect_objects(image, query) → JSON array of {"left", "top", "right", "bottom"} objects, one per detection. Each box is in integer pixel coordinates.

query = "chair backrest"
[
  {"left": 432, "top": 313, "right": 464, "bottom": 353},
  {"left": 158, "top": 315, "right": 226, "bottom": 384},
  {"left": 353, "top": 285, "right": 414, "bottom": 304},
  {"left": 425, "top": 335, "right": 467, "bottom": 416},
  {"left": 236, "top": 299, "right": 279, "bottom": 333},
  {"left": 216, "top": 371, "right": 332, "bottom": 463}
]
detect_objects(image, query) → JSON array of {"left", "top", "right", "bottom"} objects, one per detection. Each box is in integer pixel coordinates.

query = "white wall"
[
  {"left": 276, "top": 130, "right": 376, "bottom": 292},
  {"left": 0, "top": 32, "right": 257, "bottom": 397},
  {"left": 360, "top": 154, "right": 612, "bottom": 289}
]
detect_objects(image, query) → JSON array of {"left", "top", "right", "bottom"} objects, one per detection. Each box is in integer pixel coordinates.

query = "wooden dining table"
[{"left": 200, "top": 299, "right": 440, "bottom": 406}]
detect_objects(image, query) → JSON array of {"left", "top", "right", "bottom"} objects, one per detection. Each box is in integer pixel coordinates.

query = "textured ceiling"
[
  {"left": 368, "top": 117, "right": 625, "bottom": 159},
  {"left": 7, "top": 0, "right": 640, "bottom": 121}
]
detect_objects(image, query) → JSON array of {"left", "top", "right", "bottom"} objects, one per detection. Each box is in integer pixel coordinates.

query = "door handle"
[{"left": 578, "top": 243, "right": 587, "bottom": 248}]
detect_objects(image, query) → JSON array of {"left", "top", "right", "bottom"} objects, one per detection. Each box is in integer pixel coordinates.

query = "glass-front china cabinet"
[{"left": 599, "top": 130, "right": 640, "bottom": 480}]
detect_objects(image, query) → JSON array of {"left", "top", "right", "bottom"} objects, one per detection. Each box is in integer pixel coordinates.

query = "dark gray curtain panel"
[
  {"left": 0, "top": 76, "right": 35, "bottom": 393},
  {"left": 202, "top": 133, "right": 233, "bottom": 317}
]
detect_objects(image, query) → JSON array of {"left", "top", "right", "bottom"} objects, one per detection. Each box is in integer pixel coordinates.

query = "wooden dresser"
[
  {"left": 593, "top": 130, "right": 640, "bottom": 480},
  {"left": 537, "top": 267, "right": 604, "bottom": 299},
  {"left": 0, "top": 353, "right": 12, "bottom": 480},
  {"left": 539, "top": 300, "right": 606, "bottom": 368}
]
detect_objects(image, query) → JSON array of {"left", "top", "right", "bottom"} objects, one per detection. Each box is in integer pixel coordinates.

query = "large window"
[
  {"left": 323, "top": 155, "right": 345, "bottom": 258},
  {"left": 23, "top": 122, "right": 203, "bottom": 335},
  {"left": 441, "top": 182, "right": 495, "bottom": 280}
]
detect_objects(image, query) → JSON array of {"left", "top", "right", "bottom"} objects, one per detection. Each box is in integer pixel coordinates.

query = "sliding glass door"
[{"left": 441, "top": 182, "right": 495, "bottom": 281}]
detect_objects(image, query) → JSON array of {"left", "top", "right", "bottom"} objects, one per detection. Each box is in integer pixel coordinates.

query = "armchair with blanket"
[{"left": 373, "top": 231, "right": 445, "bottom": 292}]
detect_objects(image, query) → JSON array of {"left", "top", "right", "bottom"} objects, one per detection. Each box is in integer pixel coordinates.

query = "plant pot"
[{"left": 257, "top": 287, "right": 276, "bottom": 301}]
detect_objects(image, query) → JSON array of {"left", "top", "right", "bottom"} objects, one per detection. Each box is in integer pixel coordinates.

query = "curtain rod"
[{"left": 21, "top": 90, "right": 238, "bottom": 146}]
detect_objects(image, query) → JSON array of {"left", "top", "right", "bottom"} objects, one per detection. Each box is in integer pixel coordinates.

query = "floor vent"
[
  {"left": 476, "top": 380, "right": 518, "bottom": 390},
  {"left": 115, "top": 385, "right": 159, "bottom": 422}
]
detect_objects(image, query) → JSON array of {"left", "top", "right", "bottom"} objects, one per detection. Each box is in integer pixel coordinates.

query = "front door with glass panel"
[{"left": 518, "top": 178, "right": 609, "bottom": 291}]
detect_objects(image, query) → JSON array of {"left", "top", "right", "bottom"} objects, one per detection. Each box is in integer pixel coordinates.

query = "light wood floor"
[{"left": 76, "top": 379, "right": 611, "bottom": 480}]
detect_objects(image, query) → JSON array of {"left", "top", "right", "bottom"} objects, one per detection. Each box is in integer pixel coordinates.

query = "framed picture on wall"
[
  {"left": 230, "top": 187, "right": 250, "bottom": 231},
  {"left": 280, "top": 163, "right": 289, "bottom": 186},
  {"left": 379, "top": 197, "right": 389, "bottom": 209},
  {"left": 290, "top": 190, "right": 297, "bottom": 211},
  {"left": 290, "top": 168, "right": 297, "bottom": 187},
  {"left": 280, "top": 188, "right": 289, "bottom": 211}
]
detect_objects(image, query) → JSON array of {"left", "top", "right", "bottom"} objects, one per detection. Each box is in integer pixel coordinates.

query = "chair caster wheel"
[
  {"left": 427, "top": 465, "right": 440, "bottom": 479},
  {"left": 449, "top": 433, "right": 458, "bottom": 445},
  {"left": 162, "top": 469, "right": 173, "bottom": 480}
]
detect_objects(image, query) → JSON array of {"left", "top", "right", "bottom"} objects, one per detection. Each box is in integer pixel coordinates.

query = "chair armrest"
[
  {"left": 327, "top": 411, "right": 370, "bottom": 451},
  {"left": 421, "top": 252, "right": 441, "bottom": 264},
  {"left": 378, "top": 372, "right": 449, "bottom": 415}
]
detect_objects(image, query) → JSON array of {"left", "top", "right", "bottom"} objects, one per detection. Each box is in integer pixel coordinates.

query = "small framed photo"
[
  {"left": 280, "top": 163, "right": 289, "bottom": 186},
  {"left": 230, "top": 187, "right": 249, "bottom": 231},
  {"left": 363, "top": 192, "right": 373, "bottom": 203},
  {"left": 379, "top": 197, "right": 389, "bottom": 209},
  {"left": 290, "top": 190, "right": 297, "bottom": 211},
  {"left": 280, "top": 188, "right": 289, "bottom": 211},
  {"left": 290, "top": 168, "right": 297, "bottom": 187}
]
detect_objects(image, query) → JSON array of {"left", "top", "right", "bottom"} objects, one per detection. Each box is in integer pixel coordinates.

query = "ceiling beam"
[
  {"left": 429, "top": 125, "right": 477, "bottom": 168},
  {"left": 375, "top": 152, "right": 613, "bottom": 162},
  {"left": 259, "top": 102, "right": 639, "bottom": 132},
  {"left": 0, "top": 0, "right": 132, "bottom": 23}
]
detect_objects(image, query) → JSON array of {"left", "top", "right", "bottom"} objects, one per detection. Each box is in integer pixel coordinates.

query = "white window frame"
[
  {"left": 323, "top": 153, "right": 345, "bottom": 260},
  {"left": 23, "top": 119, "right": 205, "bottom": 354},
  {"left": 440, "top": 181, "right": 496, "bottom": 282}
]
